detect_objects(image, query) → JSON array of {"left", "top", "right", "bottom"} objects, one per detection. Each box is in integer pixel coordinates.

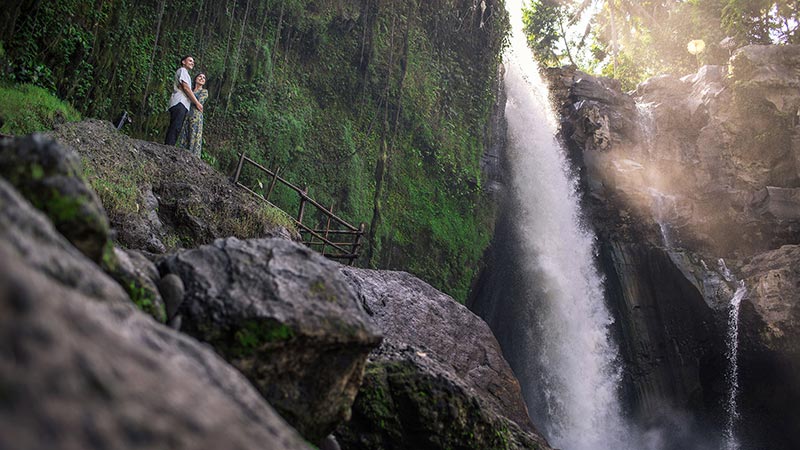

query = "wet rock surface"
[
  {"left": 337, "top": 268, "right": 551, "bottom": 450},
  {"left": 0, "top": 240, "right": 312, "bottom": 450},
  {"left": 160, "top": 237, "right": 382, "bottom": 444},
  {"left": 544, "top": 44, "right": 800, "bottom": 448}
]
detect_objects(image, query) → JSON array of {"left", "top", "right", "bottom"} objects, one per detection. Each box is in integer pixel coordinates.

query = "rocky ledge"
[{"left": 0, "top": 130, "right": 549, "bottom": 449}]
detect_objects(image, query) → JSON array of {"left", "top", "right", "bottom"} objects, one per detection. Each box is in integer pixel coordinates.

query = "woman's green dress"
[{"left": 178, "top": 88, "right": 208, "bottom": 157}]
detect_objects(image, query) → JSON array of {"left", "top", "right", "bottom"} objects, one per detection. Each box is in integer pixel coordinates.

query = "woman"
[{"left": 178, "top": 72, "right": 208, "bottom": 157}]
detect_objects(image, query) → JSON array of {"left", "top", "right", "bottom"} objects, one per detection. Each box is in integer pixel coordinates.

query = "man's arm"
[{"left": 180, "top": 81, "right": 204, "bottom": 112}]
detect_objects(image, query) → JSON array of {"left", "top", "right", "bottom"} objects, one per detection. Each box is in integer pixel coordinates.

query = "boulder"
[
  {"left": 0, "top": 134, "right": 179, "bottom": 321},
  {"left": 751, "top": 186, "right": 800, "bottom": 220},
  {"left": 336, "top": 268, "right": 551, "bottom": 450},
  {"left": 0, "top": 178, "right": 127, "bottom": 305},
  {"left": 109, "top": 246, "right": 167, "bottom": 322},
  {"left": 730, "top": 45, "right": 800, "bottom": 115},
  {"left": 0, "top": 240, "right": 312, "bottom": 450},
  {"left": 160, "top": 237, "right": 382, "bottom": 444},
  {"left": 740, "top": 245, "right": 800, "bottom": 355},
  {"left": 0, "top": 133, "right": 112, "bottom": 263}
]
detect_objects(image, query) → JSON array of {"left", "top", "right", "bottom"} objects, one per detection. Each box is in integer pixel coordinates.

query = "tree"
[
  {"left": 522, "top": 0, "right": 578, "bottom": 67},
  {"left": 521, "top": 0, "right": 800, "bottom": 89}
]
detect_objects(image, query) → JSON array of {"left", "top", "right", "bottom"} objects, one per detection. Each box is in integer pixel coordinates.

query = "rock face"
[
  {"left": 51, "top": 119, "right": 293, "bottom": 254},
  {"left": 600, "top": 243, "right": 723, "bottom": 421},
  {"left": 543, "top": 45, "right": 800, "bottom": 448},
  {"left": 160, "top": 237, "right": 382, "bottom": 444},
  {"left": 337, "top": 268, "right": 551, "bottom": 450},
  {"left": 0, "top": 187, "right": 311, "bottom": 450}
]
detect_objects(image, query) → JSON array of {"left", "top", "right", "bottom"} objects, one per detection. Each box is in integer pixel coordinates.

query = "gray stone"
[
  {"left": 111, "top": 246, "right": 167, "bottom": 322},
  {"left": 601, "top": 243, "right": 721, "bottom": 418},
  {"left": 740, "top": 245, "right": 800, "bottom": 355},
  {"left": 730, "top": 45, "right": 800, "bottom": 114},
  {"left": 158, "top": 273, "right": 185, "bottom": 321},
  {"left": 0, "top": 134, "right": 112, "bottom": 263},
  {"left": 51, "top": 120, "right": 296, "bottom": 253},
  {"left": 752, "top": 186, "right": 800, "bottom": 220},
  {"left": 0, "top": 241, "right": 312, "bottom": 450},
  {"left": 160, "top": 237, "right": 382, "bottom": 444},
  {"left": 0, "top": 178, "right": 127, "bottom": 305},
  {"left": 337, "top": 268, "right": 551, "bottom": 450}
]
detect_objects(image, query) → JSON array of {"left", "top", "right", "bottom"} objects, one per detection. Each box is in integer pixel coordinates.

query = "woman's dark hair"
[{"left": 178, "top": 55, "right": 193, "bottom": 67}]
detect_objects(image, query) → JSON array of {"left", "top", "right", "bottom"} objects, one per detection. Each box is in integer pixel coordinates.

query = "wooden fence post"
[
  {"left": 321, "top": 201, "right": 334, "bottom": 256},
  {"left": 233, "top": 151, "right": 246, "bottom": 184},
  {"left": 350, "top": 222, "right": 366, "bottom": 265},
  {"left": 297, "top": 185, "right": 309, "bottom": 224},
  {"left": 266, "top": 166, "right": 280, "bottom": 201}
]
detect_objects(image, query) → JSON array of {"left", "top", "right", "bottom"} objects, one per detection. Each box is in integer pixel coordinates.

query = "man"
[{"left": 165, "top": 55, "right": 204, "bottom": 145}]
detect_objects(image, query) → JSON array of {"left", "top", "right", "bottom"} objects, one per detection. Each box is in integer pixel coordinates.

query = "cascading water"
[
  {"left": 497, "top": 1, "right": 629, "bottom": 448},
  {"left": 637, "top": 101, "right": 676, "bottom": 249},
  {"left": 723, "top": 272, "right": 747, "bottom": 450},
  {"left": 648, "top": 188, "right": 675, "bottom": 248}
]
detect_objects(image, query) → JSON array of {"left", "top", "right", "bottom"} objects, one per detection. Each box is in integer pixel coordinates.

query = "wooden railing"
[{"left": 232, "top": 152, "right": 366, "bottom": 265}]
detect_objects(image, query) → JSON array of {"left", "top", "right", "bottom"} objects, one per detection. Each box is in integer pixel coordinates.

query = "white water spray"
[
  {"left": 637, "top": 101, "right": 676, "bottom": 249},
  {"left": 502, "top": 1, "right": 628, "bottom": 448},
  {"left": 648, "top": 188, "right": 675, "bottom": 248},
  {"left": 724, "top": 280, "right": 747, "bottom": 450}
]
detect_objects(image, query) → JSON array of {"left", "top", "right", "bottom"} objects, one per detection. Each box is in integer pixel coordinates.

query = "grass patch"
[
  {"left": 0, "top": 83, "right": 80, "bottom": 134},
  {"left": 83, "top": 158, "right": 154, "bottom": 220},
  {"left": 221, "top": 202, "right": 298, "bottom": 239}
]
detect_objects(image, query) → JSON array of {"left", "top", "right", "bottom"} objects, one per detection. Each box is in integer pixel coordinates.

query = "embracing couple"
[{"left": 164, "top": 55, "right": 208, "bottom": 158}]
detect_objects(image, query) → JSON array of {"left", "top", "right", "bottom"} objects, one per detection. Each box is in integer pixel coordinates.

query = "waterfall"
[
  {"left": 637, "top": 101, "right": 675, "bottom": 249},
  {"left": 498, "top": 1, "right": 629, "bottom": 448},
  {"left": 648, "top": 188, "right": 675, "bottom": 248},
  {"left": 724, "top": 280, "right": 747, "bottom": 450}
]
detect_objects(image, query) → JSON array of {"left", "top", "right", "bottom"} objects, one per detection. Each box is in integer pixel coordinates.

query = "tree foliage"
[{"left": 521, "top": 0, "right": 800, "bottom": 89}]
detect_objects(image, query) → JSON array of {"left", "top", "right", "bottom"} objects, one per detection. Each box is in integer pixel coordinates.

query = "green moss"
[
  {"left": 230, "top": 319, "right": 296, "bottom": 357},
  {"left": 83, "top": 159, "right": 152, "bottom": 221},
  {"left": 43, "top": 190, "right": 85, "bottom": 223},
  {"left": 126, "top": 280, "right": 166, "bottom": 323},
  {"left": 4, "top": 0, "right": 507, "bottom": 301},
  {"left": 340, "top": 359, "right": 528, "bottom": 450},
  {"left": 30, "top": 163, "right": 44, "bottom": 180},
  {"left": 100, "top": 241, "right": 118, "bottom": 272},
  {"left": 310, "top": 280, "right": 338, "bottom": 303},
  {"left": 0, "top": 83, "right": 80, "bottom": 134}
]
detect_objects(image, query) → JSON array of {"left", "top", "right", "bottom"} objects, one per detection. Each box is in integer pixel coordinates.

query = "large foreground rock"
[
  {"left": 0, "top": 134, "right": 112, "bottom": 262},
  {"left": 160, "top": 237, "right": 382, "bottom": 444},
  {"left": 0, "top": 178, "right": 127, "bottom": 304},
  {"left": 0, "top": 134, "right": 169, "bottom": 321},
  {"left": 0, "top": 232, "right": 311, "bottom": 450},
  {"left": 337, "top": 268, "right": 551, "bottom": 450}
]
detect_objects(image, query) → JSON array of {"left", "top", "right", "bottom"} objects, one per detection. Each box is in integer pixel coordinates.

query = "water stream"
[
  {"left": 724, "top": 279, "right": 747, "bottom": 450},
  {"left": 497, "top": 1, "right": 629, "bottom": 448}
]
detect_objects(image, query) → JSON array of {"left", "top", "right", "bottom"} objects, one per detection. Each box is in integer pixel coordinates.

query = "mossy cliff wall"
[{"left": 0, "top": 0, "right": 509, "bottom": 301}]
